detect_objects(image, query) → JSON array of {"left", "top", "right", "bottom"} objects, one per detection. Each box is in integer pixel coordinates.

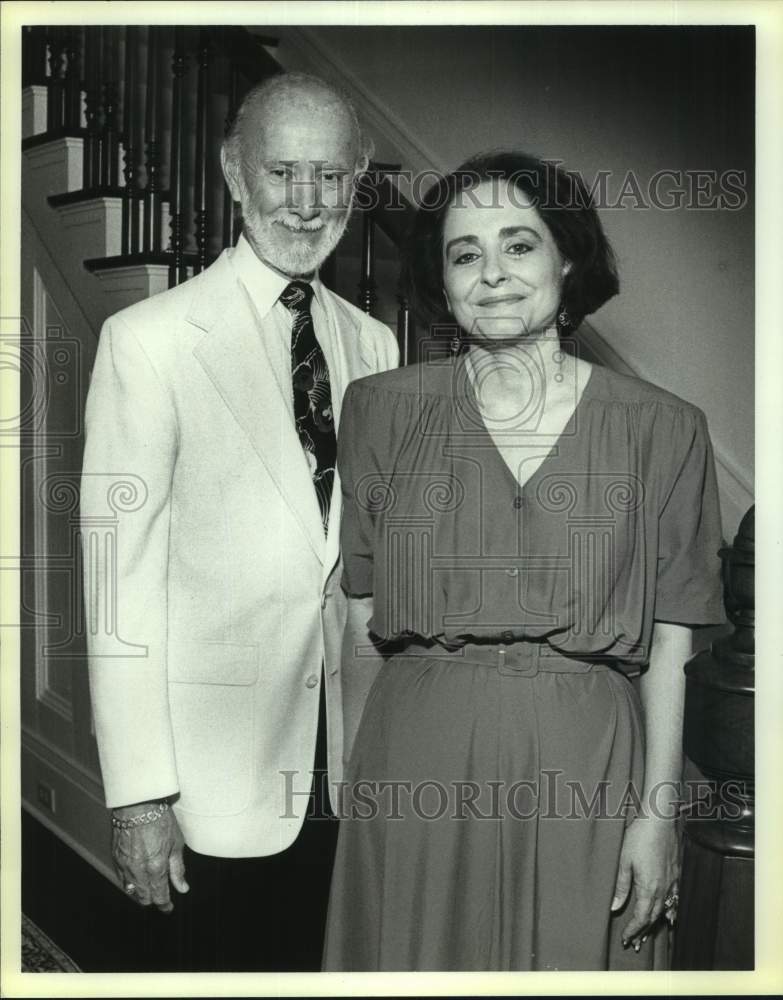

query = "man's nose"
[{"left": 288, "top": 178, "right": 322, "bottom": 221}]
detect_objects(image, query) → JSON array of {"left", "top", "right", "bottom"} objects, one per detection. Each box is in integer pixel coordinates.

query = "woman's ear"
[{"left": 561, "top": 259, "right": 573, "bottom": 277}]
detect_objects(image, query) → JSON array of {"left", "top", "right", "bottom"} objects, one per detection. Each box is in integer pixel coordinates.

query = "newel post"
[{"left": 673, "top": 504, "right": 754, "bottom": 969}]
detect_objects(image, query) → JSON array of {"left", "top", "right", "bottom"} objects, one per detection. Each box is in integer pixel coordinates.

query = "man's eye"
[{"left": 270, "top": 168, "right": 292, "bottom": 179}]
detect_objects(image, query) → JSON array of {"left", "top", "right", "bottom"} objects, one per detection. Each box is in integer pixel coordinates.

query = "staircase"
[{"left": 22, "top": 25, "right": 417, "bottom": 355}]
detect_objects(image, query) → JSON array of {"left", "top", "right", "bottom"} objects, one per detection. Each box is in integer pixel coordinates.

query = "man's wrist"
[
  {"left": 111, "top": 801, "right": 171, "bottom": 829},
  {"left": 111, "top": 795, "right": 175, "bottom": 818}
]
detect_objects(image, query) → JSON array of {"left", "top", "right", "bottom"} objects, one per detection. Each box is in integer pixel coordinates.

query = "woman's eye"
[
  {"left": 507, "top": 242, "right": 532, "bottom": 255},
  {"left": 453, "top": 251, "right": 479, "bottom": 266}
]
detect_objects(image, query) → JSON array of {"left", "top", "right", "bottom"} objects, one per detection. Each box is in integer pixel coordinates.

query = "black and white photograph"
[{"left": 2, "top": 0, "right": 781, "bottom": 994}]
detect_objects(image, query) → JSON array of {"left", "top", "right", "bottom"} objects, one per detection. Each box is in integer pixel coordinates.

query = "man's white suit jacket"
[{"left": 81, "top": 246, "right": 399, "bottom": 858}]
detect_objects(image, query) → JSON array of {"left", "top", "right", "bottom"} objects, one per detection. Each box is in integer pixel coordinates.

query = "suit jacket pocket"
[
  {"left": 167, "top": 639, "right": 259, "bottom": 686},
  {"left": 167, "top": 640, "right": 258, "bottom": 816}
]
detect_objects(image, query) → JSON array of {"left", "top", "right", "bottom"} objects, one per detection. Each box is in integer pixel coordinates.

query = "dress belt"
[{"left": 399, "top": 639, "right": 613, "bottom": 678}]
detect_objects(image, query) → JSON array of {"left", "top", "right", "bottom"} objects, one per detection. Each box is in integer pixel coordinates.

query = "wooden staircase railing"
[{"left": 22, "top": 24, "right": 418, "bottom": 362}]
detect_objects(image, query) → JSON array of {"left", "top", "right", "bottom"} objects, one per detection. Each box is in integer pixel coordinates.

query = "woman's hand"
[{"left": 611, "top": 815, "right": 679, "bottom": 949}]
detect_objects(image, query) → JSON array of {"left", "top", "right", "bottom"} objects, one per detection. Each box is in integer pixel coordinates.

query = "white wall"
[{"left": 269, "top": 25, "right": 754, "bottom": 538}]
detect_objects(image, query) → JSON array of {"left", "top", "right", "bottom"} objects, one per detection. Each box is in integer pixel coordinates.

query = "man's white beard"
[{"left": 243, "top": 208, "right": 352, "bottom": 277}]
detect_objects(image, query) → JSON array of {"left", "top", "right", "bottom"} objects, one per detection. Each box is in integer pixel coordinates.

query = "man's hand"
[{"left": 111, "top": 802, "right": 189, "bottom": 913}]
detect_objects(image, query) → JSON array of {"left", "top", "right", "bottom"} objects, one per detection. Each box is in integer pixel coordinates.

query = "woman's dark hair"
[{"left": 403, "top": 150, "right": 619, "bottom": 334}]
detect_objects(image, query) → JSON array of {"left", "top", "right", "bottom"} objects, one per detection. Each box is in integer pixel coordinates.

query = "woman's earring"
[
  {"left": 557, "top": 306, "right": 571, "bottom": 329},
  {"left": 449, "top": 336, "right": 461, "bottom": 355}
]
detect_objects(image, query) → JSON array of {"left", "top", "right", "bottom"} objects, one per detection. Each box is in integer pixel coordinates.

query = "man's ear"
[{"left": 221, "top": 146, "right": 243, "bottom": 203}]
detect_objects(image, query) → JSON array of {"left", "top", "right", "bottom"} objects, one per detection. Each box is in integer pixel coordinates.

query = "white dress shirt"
[{"left": 226, "top": 233, "right": 336, "bottom": 423}]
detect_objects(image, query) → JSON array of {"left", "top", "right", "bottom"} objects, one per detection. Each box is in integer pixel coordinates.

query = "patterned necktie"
[{"left": 280, "top": 281, "right": 337, "bottom": 533}]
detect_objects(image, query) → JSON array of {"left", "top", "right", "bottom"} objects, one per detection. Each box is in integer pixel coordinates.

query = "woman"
[{"left": 323, "top": 152, "right": 724, "bottom": 971}]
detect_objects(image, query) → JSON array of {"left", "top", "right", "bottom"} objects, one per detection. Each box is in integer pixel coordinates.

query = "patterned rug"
[{"left": 21, "top": 914, "right": 80, "bottom": 972}]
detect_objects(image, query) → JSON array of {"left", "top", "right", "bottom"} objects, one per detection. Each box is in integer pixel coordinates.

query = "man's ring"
[
  {"left": 125, "top": 883, "right": 136, "bottom": 894},
  {"left": 664, "top": 892, "right": 679, "bottom": 909}
]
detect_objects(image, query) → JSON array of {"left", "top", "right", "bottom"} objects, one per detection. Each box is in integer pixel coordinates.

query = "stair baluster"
[
  {"left": 100, "top": 30, "right": 120, "bottom": 188},
  {"left": 142, "top": 27, "right": 163, "bottom": 254},
  {"left": 82, "top": 27, "right": 102, "bottom": 190},
  {"left": 46, "top": 28, "right": 66, "bottom": 134},
  {"left": 193, "top": 29, "right": 211, "bottom": 275},
  {"left": 168, "top": 27, "right": 188, "bottom": 288},
  {"left": 121, "top": 26, "right": 140, "bottom": 255},
  {"left": 63, "top": 28, "right": 82, "bottom": 131}
]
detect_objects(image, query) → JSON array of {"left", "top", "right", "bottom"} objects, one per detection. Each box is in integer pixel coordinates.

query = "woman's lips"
[{"left": 475, "top": 295, "right": 526, "bottom": 307}]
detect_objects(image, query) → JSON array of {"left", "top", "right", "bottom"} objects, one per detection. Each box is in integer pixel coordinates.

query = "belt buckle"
[{"left": 496, "top": 644, "right": 540, "bottom": 677}]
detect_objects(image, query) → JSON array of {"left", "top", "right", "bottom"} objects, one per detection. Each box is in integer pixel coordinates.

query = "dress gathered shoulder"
[{"left": 323, "top": 353, "right": 724, "bottom": 972}]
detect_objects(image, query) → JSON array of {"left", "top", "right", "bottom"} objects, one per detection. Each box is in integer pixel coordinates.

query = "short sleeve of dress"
[
  {"left": 654, "top": 407, "right": 725, "bottom": 625},
  {"left": 337, "top": 382, "right": 376, "bottom": 597}
]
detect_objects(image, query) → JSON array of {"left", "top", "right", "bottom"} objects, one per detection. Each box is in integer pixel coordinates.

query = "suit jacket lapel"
[
  {"left": 318, "top": 289, "right": 376, "bottom": 586},
  {"left": 190, "top": 254, "right": 325, "bottom": 565}
]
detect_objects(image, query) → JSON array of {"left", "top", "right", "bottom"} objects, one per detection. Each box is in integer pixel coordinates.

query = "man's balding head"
[
  {"left": 223, "top": 73, "right": 371, "bottom": 180},
  {"left": 220, "top": 73, "right": 371, "bottom": 277}
]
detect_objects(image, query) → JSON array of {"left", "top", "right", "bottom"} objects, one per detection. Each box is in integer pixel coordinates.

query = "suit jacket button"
[{"left": 305, "top": 674, "right": 320, "bottom": 689}]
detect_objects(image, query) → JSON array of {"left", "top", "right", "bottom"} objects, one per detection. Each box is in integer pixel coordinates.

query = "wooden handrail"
[{"left": 212, "top": 26, "right": 282, "bottom": 84}]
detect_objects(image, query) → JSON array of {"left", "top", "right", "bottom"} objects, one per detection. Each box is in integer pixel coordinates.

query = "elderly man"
[{"left": 81, "top": 72, "right": 398, "bottom": 970}]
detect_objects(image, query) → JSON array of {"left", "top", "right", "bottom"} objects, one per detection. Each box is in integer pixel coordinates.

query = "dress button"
[
  {"left": 501, "top": 630, "right": 514, "bottom": 643},
  {"left": 305, "top": 674, "right": 319, "bottom": 689},
  {"left": 513, "top": 496, "right": 524, "bottom": 509}
]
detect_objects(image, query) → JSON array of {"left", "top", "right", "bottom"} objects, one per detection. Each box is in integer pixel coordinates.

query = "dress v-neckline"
[{"left": 461, "top": 353, "right": 596, "bottom": 497}]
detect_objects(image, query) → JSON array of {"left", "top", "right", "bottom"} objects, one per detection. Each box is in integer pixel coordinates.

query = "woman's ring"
[
  {"left": 664, "top": 891, "right": 679, "bottom": 909},
  {"left": 125, "top": 883, "right": 136, "bottom": 894}
]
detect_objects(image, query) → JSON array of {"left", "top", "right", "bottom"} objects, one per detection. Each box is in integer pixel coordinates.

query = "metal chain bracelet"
[{"left": 111, "top": 801, "right": 170, "bottom": 830}]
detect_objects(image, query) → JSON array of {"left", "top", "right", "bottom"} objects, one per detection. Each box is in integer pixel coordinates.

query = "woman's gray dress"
[{"left": 322, "top": 356, "right": 724, "bottom": 971}]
